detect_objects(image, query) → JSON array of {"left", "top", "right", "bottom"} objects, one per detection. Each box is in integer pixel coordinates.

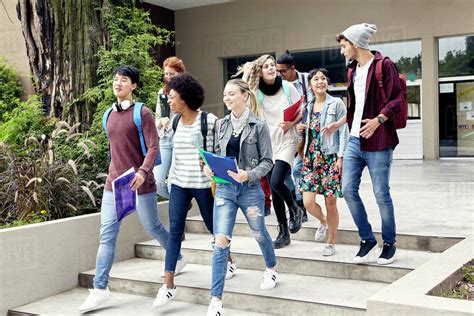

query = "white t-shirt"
[
  {"left": 169, "top": 111, "right": 217, "bottom": 189},
  {"left": 351, "top": 58, "right": 374, "bottom": 138}
]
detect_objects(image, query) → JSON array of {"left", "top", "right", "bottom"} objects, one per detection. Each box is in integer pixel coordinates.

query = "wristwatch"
[{"left": 377, "top": 116, "right": 385, "bottom": 124}]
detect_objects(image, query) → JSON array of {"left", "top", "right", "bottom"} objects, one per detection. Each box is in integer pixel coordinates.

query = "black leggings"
[{"left": 267, "top": 160, "right": 295, "bottom": 225}]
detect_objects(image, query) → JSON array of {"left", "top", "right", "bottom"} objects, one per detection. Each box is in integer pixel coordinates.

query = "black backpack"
[{"left": 172, "top": 111, "right": 209, "bottom": 149}]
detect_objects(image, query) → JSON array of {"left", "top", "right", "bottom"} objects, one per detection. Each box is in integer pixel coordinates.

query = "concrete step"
[
  {"left": 8, "top": 287, "right": 268, "bottom": 315},
  {"left": 184, "top": 216, "right": 462, "bottom": 253},
  {"left": 136, "top": 233, "right": 435, "bottom": 283},
  {"left": 79, "top": 258, "right": 387, "bottom": 315}
]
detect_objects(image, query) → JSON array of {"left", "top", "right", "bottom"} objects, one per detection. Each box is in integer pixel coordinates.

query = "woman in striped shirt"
[{"left": 153, "top": 73, "right": 233, "bottom": 308}]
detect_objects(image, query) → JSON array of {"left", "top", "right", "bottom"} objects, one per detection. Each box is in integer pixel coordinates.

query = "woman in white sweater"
[{"left": 238, "top": 54, "right": 304, "bottom": 249}]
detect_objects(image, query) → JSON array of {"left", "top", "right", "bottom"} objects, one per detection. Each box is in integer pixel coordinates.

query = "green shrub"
[
  {"left": 0, "top": 57, "right": 23, "bottom": 122},
  {"left": 0, "top": 96, "right": 51, "bottom": 150},
  {"left": 0, "top": 122, "right": 103, "bottom": 227}
]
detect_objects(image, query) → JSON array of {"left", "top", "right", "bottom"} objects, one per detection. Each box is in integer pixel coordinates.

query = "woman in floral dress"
[{"left": 297, "top": 68, "right": 349, "bottom": 256}]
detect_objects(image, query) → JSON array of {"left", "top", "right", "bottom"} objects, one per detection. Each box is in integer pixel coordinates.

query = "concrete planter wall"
[
  {"left": 367, "top": 236, "right": 474, "bottom": 316},
  {"left": 0, "top": 201, "right": 171, "bottom": 315}
]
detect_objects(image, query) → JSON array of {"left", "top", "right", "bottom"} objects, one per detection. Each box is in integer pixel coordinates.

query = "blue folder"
[
  {"left": 112, "top": 168, "right": 137, "bottom": 222},
  {"left": 198, "top": 149, "right": 242, "bottom": 186}
]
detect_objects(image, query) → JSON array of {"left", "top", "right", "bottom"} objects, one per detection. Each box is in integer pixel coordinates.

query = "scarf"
[
  {"left": 258, "top": 76, "right": 282, "bottom": 96},
  {"left": 230, "top": 107, "right": 250, "bottom": 135}
]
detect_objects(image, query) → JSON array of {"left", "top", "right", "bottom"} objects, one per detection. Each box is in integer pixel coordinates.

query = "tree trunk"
[{"left": 16, "top": 0, "right": 107, "bottom": 129}]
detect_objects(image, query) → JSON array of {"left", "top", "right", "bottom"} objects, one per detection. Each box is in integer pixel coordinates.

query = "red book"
[{"left": 283, "top": 97, "right": 303, "bottom": 122}]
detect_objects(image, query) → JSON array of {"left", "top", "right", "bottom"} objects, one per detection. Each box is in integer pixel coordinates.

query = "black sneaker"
[
  {"left": 353, "top": 239, "right": 378, "bottom": 264},
  {"left": 264, "top": 206, "right": 271, "bottom": 216},
  {"left": 377, "top": 243, "right": 396, "bottom": 265}
]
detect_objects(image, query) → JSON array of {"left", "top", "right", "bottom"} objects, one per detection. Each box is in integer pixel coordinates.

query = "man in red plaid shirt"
[{"left": 336, "top": 23, "right": 403, "bottom": 266}]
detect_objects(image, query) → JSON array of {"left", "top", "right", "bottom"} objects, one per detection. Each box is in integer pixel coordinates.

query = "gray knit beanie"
[{"left": 341, "top": 23, "right": 377, "bottom": 49}]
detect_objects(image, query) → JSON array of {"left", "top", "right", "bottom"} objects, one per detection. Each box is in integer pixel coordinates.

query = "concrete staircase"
[{"left": 9, "top": 212, "right": 461, "bottom": 315}]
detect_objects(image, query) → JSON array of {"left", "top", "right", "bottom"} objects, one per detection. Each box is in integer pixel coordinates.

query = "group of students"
[{"left": 80, "top": 23, "right": 402, "bottom": 316}]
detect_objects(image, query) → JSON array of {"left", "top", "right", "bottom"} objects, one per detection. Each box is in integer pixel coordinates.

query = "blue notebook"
[
  {"left": 112, "top": 168, "right": 138, "bottom": 222},
  {"left": 199, "top": 149, "right": 242, "bottom": 186}
]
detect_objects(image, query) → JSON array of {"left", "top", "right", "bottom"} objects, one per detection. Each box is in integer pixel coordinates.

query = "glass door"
[{"left": 439, "top": 79, "right": 474, "bottom": 157}]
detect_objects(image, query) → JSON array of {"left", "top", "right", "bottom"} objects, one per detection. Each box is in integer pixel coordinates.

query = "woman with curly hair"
[
  {"left": 153, "top": 57, "right": 186, "bottom": 199},
  {"left": 153, "top": 73, "right": 234, "bottom": 308},
  {"left": 237, "top": 54, "right": 304, "bottom": 249}
]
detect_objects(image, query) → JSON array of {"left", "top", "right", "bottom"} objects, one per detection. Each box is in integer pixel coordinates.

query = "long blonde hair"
[
  {"left": 226, "top": 79, "right": 262, "bottom": 118},
  {"left": 233, "top": 54, "right": 275, "bottom": 93}
]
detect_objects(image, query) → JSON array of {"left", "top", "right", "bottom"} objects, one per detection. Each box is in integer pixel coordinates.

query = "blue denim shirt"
[
  {"left": 302, "top": 94, "right": 349, "bottom": 157},
  {"left": 214, "top": 112, "right": 273, "bottom": 184}
]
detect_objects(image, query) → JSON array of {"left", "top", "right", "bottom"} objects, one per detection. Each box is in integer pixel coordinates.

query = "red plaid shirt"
[{"left": 346, "top": 51, "right": 402, "bottom": 151}]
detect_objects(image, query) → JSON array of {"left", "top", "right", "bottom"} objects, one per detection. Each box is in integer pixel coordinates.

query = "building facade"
[
  {"left": 3, "top": 0, "right": 474, "bottom": 159},
  {"left": 169, "top": 0, "right": 474, "bottom": 159}
]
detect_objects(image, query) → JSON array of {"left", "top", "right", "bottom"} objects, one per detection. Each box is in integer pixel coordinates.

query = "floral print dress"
[{"left": 299, "top": 111, "right": 343, "bottom": 197}]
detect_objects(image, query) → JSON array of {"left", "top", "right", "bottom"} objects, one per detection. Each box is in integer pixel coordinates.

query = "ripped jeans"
[{"left": 211, "top": 182, "right": 276, "bottom": 298}]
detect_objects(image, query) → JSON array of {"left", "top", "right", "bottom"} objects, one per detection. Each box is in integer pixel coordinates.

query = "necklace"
[{"left": 232, "top": 118, "right": 248, "bottom": 137}]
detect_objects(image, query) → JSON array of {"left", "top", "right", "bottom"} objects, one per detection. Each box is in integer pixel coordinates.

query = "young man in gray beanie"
[{"left": 336, "top": 23, "right": 403, "bottom": 265}]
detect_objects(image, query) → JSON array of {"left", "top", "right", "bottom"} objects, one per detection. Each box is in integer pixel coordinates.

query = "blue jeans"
[
  {"left": 292, "top": 156, "right": 303, "bottom": 202},
  {"left": 164, "top": 184, "right": 214, "bottom": 273},
  {"left": 342, "top": 137, "right": 396, "bottom": 244},
  {"left": 93, "top": 191, "right": 171, "bottom": 289},
  {"left": 153, "top": 136, "right": 173, "bottom": 199},
  {"left": 211, "top": 183, "right": 276, "bottom": 298}
]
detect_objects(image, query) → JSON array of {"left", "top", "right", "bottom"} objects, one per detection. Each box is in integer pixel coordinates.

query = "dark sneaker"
[
  {"left": 353, "top": 240, "right": 378, "bottom": 264},
  {"left": 377, "top": 243, "right": 396, "bottom": 265},
  {"left": 297, "top": 200, "right": 308, "bottom": 223},
  {"left": 288, "top": 204, "right": 303, "bottom": 234},
  {"left": 264, "top": 206, "right": 271, "bottom": 216},
  {"left": 302, "top": 208, "right": 308, "bottom": 223}
]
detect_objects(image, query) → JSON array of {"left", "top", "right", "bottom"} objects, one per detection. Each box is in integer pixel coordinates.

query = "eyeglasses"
[{"left": 276, "top": 68, "right": 290, "bottom": 74}]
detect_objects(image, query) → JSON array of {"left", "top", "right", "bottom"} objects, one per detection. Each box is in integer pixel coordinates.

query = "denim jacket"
[
  {"left": 302, "top": 94, "right": 349, "bottom": 157},
  {"left": 214, "top": 111, "right": 273, "bottom": 184}
]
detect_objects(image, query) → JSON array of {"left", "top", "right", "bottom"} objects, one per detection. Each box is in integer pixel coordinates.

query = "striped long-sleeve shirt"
[{"left": 169, "top": 111, "right": 217, "bottom": 189}]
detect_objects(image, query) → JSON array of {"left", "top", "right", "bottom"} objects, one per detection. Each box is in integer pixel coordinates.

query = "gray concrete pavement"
[{"left": 255, "top": 159, "right": 474, "bottom": 238}]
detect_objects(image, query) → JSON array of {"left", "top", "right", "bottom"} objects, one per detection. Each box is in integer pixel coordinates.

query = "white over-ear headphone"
[{"left": 112, "top": 100, "right": 134, "bottom": 112}]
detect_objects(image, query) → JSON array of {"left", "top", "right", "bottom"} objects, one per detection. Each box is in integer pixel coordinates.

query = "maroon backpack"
[{"left": 348, "top": 56, "right": 408, "bottom": 129}]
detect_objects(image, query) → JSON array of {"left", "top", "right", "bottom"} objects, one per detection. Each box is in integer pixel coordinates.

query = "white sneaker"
[
  {"left": 78, "top": 287, "right": 111, "bottom": 312},
  {"left": 260, "top": 269, "right": 278, "bottom": 290},
  {"left": 315, "top": 224, "right": 328, "bottom": 242},
  {"left": 207, "top": 297, "right": 224, "bottom": 316},
  {"left": 153, "top": 284, "right": 176, "bottom": 307},
  {"left": 160, "top": 257, "right": 187, "bottom": 278},
  {"left": 225, "top": 262, "right": 237, "bottom": 280},
  {"left": 322, "top": 244, "right": 336, "bottom": 256}
]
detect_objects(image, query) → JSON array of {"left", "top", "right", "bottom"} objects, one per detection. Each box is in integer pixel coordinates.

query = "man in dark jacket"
[{"left": 336, "top": 23, "right": 403, "bottom": 265}]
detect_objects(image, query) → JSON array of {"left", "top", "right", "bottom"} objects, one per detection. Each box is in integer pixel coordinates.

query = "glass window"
[
  {"left": 371, "top": 40, "right": 422, "bottom": 81},
  {"left": 439, "top": 35, "right": 474, "bottom": 78},
  {"left": 291, "top": 49, "right": 346, "bottom": 85},
  {"left": 290, "top": 40, "right": 422, "bottom": 119},
  {"left": 407, "top": 85, "right": 421, "bottom": 119}
]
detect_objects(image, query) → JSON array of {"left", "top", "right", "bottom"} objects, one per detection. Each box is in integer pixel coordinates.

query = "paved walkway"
[{"left": 253, "top": 159, "right": 474, "bottom": 238}]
